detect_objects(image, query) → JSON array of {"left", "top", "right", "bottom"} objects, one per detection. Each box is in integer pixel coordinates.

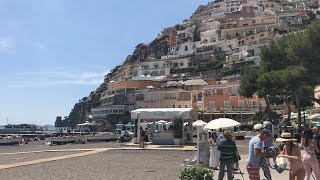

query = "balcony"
[
  {"left": 163, "top": 96, "right": 177, "bottom": 100},
  {"left": 178, "top": 97, "right": 191, "bottom": 101},
  {"left": 208, "top": 106, "right": 217, "bottom": 111}
]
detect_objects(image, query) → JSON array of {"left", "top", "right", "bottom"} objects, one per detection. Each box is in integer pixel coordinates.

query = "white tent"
[
  {"left": 131, "top": 108, "right": 197, "bottom": 145},
  {"left": 131, "top": 108, "right": 197, "bottom": 120}
]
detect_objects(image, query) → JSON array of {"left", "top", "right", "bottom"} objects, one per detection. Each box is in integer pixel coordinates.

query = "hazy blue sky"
[{"left": 0, "top": 0, "right": 210, "bottom": 125}]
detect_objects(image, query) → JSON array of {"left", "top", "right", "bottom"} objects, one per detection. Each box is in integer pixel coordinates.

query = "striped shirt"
[{"left": 218, "top": 138, "right": 237, "bottom": 162}]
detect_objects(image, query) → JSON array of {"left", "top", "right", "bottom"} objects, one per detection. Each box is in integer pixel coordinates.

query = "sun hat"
[
  {"left": 276, "top": 132, "right": 297, "bottom": 142},
  {"left": 254, "top": 124, "right": 263, "bottom": 130}
]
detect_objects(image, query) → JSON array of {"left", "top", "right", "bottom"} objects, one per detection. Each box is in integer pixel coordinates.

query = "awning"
[{"left": 131, "top": 108, "right": 197, "bottom": 120}]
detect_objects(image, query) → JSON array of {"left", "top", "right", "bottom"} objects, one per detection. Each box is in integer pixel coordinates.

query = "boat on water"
[
  {"left": 0, "top": 124, "right": 37, "bottom": 134},
  {"left": 84, "top": 132, "right": 119, "bottom": 142},
  {"left": 49, "top": 136, "right": 81, "bottom": 145},
  {"left": 0, "top": 136, "right": 22, "bottom": 145}
]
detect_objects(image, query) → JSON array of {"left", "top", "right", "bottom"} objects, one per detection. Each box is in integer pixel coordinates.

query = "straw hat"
[
  {"left": 253, "top": 124, "right": 263, "bottom": 130},
  {"left": 276, "top": 132, "right": 297, "bottom": 142}
]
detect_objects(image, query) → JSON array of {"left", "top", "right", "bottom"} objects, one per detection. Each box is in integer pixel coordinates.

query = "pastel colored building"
[{"left": 135, "top": 89, "right": 192, "bottom": 109}]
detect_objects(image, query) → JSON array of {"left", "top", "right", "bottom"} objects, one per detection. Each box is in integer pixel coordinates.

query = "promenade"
[{"left": 0, "top": 140, "right": 299, "bottom": 180}]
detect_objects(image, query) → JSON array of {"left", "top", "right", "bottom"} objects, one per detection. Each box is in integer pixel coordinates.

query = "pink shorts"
[{"left": 246, "top": 163, "right": 260, "bottom": 180}]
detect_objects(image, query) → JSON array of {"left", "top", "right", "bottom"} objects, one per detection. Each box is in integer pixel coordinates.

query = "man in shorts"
[{"left": 246, "top": 129, "right": 272, "bottom": 180}]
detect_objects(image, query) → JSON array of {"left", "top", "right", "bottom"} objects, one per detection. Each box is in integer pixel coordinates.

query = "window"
[
  {"left": 251, "top": 100, "right": 258, "bottom": 108},
  {"left": 178, "top": 105, "right": 181, "bottom": 108},
  {"left": 185, "top": 105, "right": 188, "bottom": 108},
  {"left": 238, "top": 100, "right": 244, "bottom": 108},
  {"left": 223, "top": 88, "right": 228, "bottom": 95},
  {"left": 224, "top": 101, "right": 230, "bottom": 109},
  {"left": 231, "top": 86, "right": 238, "bottom": 95},
  {"left": 180, "top": 62, "right": 184, "bottom": 66},
  {"left": 172, "top": 105, "right": 175, "bottom": 108},
  {"left": 209, "top": 101, "right": 216, "bottom": 108},
  {"left": 251, "top": 36, "right": 255, "bottom": 40},
  {"left": 207, "top": 90, "right": 213, "bottom": 95},
  {"left": 184, "top": 46, "right": 188, "bottom": 51},
  {"left": 261, "top": 101, "right": 266, "bottom": 106}
]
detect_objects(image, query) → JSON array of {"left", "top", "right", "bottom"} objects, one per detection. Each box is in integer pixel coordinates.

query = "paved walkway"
[
  {"left": 0, "top": 144, "right": 302, "bottom": 180},
  {"left": 0, "top": 144, "right": 197, "bottom": 171}
]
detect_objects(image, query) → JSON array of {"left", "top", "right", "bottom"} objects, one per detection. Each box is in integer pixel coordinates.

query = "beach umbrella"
[
  {"left": 157, "top": 120, "right": 168, "bottom": 123},
  {"left": 193, "top": 120, "right": 207, "bottom": 127},
  {"left": 204, "top": 118, "right": 240, "bottom": 130}
]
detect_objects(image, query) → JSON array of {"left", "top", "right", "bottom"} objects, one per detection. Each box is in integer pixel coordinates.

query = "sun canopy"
[
  {"left": 131, "top": 108, "right": 197, "bottom": 120},
  {"left": 204, "top": 118, "right": 240, "bottom": 130}
]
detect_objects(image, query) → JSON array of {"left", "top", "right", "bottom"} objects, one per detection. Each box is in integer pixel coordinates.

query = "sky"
[{"left": 0, "top": 0, "right": 210, "bottom": 125}]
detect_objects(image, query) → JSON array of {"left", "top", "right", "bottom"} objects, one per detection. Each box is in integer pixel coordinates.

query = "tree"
[
  {"left": 55, "top": 116, "right": 63, "bottom": 127},
  {"left": 257, "top": 21, "right": 320, "bottom": 132},
  {"left": 308, "top": 11, "right": 316, "bottom": 21}
]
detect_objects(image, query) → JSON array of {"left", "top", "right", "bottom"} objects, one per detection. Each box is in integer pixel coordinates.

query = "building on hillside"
[
  {"left": 224, "top": 40, "right": 271, "bottom": 68},
  {"left": 109, "top": 64, "right": 139, "bottom": 83},
  {"left": 135, "top": 89, "right": 192, "bottom": 109},
  {"left": 139, "top": 61, "right": 171, "bottom": 76},
  {"left": 278, "top": 12, "right": 303, "bottom": 26},
  {"left": 176, "top": 26, "right": 196, "bottom": 44},
  {"left": 193, "top": 81, "right": 295, "bottom": 121},
  {"left": 91, "top": 80, "right": 161, "bottom": 130},
  {"left": 223, "top": 0, "right": 242, "bottom": 13},
  {"left": 220, "top": 17, "right": 280, "bottom": 40}
]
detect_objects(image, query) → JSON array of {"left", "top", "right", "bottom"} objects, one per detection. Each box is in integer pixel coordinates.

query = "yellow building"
[{"left": 135, "top": 89, "right": 192, "bottom": 109}]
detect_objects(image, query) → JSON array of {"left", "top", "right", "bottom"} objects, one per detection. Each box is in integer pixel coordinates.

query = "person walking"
[
  {"left": 209, "top": 131, "right": 220, "bottom": 170},
  {"left": 301, "top": 129, "right": 320, "bottom": 180},
  {"left": 312, "top": 126, "right": 320, "bottom": 167},
  {"left": 277, "top": 132, "right": 306, "bottom": 180},
  {"left": 246, "top": 129, "right": 272, "bottom": 180},
  {"left": 217, "top": 129, "right": 238, "bottom": 180},
  {"left": 139, "top": 127, "right": 145, "bottom": 148},
  {"left": 260, "top": 124, "right": 275, "bottom": 180}
]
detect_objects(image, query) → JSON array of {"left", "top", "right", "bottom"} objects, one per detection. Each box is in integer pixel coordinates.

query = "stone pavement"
[
  {"left": 213, "top": 154, "right": 289, "bottom": 180},
  {"left": 0, "top": 143, "right": 307, "bottom": 180}
]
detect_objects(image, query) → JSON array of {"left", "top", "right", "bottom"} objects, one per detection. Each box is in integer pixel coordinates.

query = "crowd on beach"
[{"left": 209, "top": 124, "right": 320, "bottom": 180}]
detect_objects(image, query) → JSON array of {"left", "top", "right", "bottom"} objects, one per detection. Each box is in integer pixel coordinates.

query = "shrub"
[
  {"left": 173, "top": 117, "right": 183, "bottom": 138},
  {"left": 179, "top": 165, "right": 213, "bottom": 180}
]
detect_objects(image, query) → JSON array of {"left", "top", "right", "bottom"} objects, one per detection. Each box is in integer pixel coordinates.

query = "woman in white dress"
[{"left": 209, "top": 131, "right": 220, "bottom": 170}]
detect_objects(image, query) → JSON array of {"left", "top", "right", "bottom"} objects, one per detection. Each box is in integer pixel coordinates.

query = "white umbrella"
[
  {"left": 193, "top": 120, "right": 207, "bottom": 127},
  {"left": 157, "top": 120, "right": 168, "bottom": 123},
  {"left": 204, "top": 118, "right": 240, "bottom": 130}
]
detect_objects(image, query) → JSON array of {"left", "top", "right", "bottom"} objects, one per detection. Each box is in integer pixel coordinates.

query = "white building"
[
  {"left": 200, "top": 29, "right": 220, "bottom": 44},
  {"left": 224, "top": 0, "right": 242, "bottom": 13}
]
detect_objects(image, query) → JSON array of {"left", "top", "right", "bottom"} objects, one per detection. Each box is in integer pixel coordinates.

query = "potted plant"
[
  {"left": 173, "top": 117, "right": 183, "bottom": 145},
  {"left": 132, "top": 119, "right": 138, "bottom": 144},
  {"left": 179, "top": 165, "right": 213, "bottom": 180}
]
